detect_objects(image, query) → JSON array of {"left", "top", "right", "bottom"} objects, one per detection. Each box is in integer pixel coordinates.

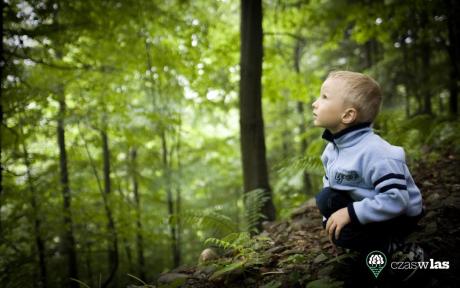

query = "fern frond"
[
  {"left": 205, "top": 237, "right": 241, "bottom": 251},
  {"left": 243, "top": 189, "right": 269, "bottom": 233},
  {"left": 180, "top": 210, "right": 238, "bottom": 236},
  {"left": 276, "top": 155, "right": 322, "bottom": 176}
]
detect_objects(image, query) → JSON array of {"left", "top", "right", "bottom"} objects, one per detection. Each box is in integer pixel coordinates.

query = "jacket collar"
[{"left": 322, "top": 122, "right": 373, "bottom": 148}]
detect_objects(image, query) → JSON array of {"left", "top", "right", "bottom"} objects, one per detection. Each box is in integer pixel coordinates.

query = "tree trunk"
[
  {"left": 22, "top": 138, "right": 47, "bottom": 288},
  {"left": 174, "top": 123, "right": 182, "bottom": 267},
  {"left": 293, "top": 38, "right": 311, "bottom": 194},
  {"left": 84, "top": 238, "right": 94, "bottom": 287},
  {"left": 114, "top": 176, "right": 134, "bottom": 273},
  {"left": 296, "top": 101, "right": 312, "bottom": 194},
  {"left": 0, "top": 10, "right": 4, "bottom": 234},
  {"left": 421, "top": 44, "right": 431, "bottom": 114},
  {"left": 80, "top": 123, "right": 116, "bottom": 287},
  {"left": 142, "top": 25, "right": 179, "bottom": 268},
  {"left": 281, "top": 92, "right": 290, "bottom": 159},
  {"left": 402, "top": 36, "right": 411, "bottom": 118},
  {"left": 161, "top": 131, "right": 180, "bottom": 267},
  {"left": 122, "top": 236, "right": 133, "bottom": 274},
  {"left": 101, "top": 128, "right": 119, "bottom": 288},
  {"left": 57, "top": 91, "right": 79, "bottom": 288},
  {"left": 239, "top": 0, "right": 276, "bottom": 227},
  {"left": 420, "top": 11, "right": 432, "bottom": 115},
  {"left": 131, "top": 148, "right": 146, "bottom": 280},
  {"left": 407, "top": 10, "right": 423, "bottom": 115},
  {"left": 364, "top": 40, "right": 374, "bottom": 69},
  {"left": 175, "top": 188, "right": 182, "bottom": 265},
  {"left": 0, "top": 93, "right": 3, "bottom": 235},
  {"left": 447, "top": 0, "right": 460, "bottom": 117}
]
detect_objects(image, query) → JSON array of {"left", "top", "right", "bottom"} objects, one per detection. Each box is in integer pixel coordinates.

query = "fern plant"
[
  {"left": 205, "top": 232, "right": 251, "bottom": 254},
  {"left": 180, "top": 189, "right": 272, "bottom": 238},
  {"left": 176, "top": 189, "right": 275, "bottom": 280},
  {"left": 275, "top": 154, "right": 323, "bottom": 178},
  {"left": 204, "top": 232, "right": 272, "bottom": 280},
  {"left": 179, "top": 210, "right": 239, "bottom": 237},
  {"left": 243, "top": 188, "right": 269, "bottom": 234}
]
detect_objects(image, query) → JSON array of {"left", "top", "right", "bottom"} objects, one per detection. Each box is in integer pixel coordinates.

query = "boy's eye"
[{"left": 322, "top": 94, "right": 327, "bottom": 99}]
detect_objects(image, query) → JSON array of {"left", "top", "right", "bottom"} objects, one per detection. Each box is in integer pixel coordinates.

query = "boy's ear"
[{"left": 341, "top": 108, "right": 358, "bottom": 124}]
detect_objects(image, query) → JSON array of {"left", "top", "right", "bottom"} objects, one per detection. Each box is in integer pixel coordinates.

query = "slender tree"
[
  {"left": 420, "top": 10, "right": 432, "bottom": 114},
  {"left": 402, "top": 34, "right": 412, "bottom": 117},
  {"left": 161, "top": 130, "right": 180, "bottom": 267},
  {"left": 142, "top": 30, "right": 180, "bottom": 267},
  {"left": 100, "top": 125, "right": 119, "bottom": 288},
  {"left": 0, "top": 0, "right": 5, "bottom": 237},
  {"left": 293, "top": 37, "right": 312, "bottom": 194},
  {"left": 57, "top": 89, "right": 79, "bottom": 288},
  {"left": 446, "top": 0, "right": 460, "bottom": 117},
  {"left": 131, "top": 148, "right": 146, "bottom": 280},
  {"left": 174, "top": 121, "right": 182, "bottom": 267},
  {"left": 21, "top": 135, "right": 47, "bottom": 288}
]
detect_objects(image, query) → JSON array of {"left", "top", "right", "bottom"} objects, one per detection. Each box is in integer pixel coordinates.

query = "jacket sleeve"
[
  {"left": 320, "top": 144, "right": 332, "bottom": 188},
  {"left": 322, "top": 175, "right": 330, "bottom": 188},
  {"left": 347, "top": 158, "right": 409, "bottom": 225}
]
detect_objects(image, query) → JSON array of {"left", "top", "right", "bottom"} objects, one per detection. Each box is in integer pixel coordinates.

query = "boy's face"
[{"left": 312, "top": 77, "right": 349, "bottom": 133}]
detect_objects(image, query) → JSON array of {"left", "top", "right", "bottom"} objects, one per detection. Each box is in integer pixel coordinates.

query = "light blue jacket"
[{"left": 321, "top": 122, "right": 423, "bottom": 225}]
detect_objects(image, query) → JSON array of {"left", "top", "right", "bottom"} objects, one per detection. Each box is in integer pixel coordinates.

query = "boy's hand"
[{"left": 325, "top": 207, "right": 351, "bottom": 244}]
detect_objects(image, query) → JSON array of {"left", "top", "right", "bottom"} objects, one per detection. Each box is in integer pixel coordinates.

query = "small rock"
[{"left": 199, "top": 248, "right": 218, "bottom": 263}]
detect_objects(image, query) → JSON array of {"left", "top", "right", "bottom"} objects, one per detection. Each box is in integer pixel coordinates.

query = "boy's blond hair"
[{"left": 327, "top": 71, "right": 382, "bottom": 123}]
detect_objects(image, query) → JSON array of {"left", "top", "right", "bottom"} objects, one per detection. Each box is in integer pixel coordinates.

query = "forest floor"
[{"left": 148, "top": 149, "right": 460, "bottom": 288}]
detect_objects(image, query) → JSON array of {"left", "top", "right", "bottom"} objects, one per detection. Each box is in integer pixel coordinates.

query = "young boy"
[{"left": 312, "top": 71, "right": 424, "bottom": 261}]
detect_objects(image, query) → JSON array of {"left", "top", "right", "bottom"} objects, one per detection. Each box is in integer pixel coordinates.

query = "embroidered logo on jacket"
[{"left": 335, "top": 170, "right": 361, "bottom": 184}]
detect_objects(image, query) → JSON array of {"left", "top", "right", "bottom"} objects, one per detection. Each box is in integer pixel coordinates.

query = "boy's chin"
[
  {"left": 313, "top": 120, "right": 324, "bottom": 128},
  {"left": 314, "top": 122, "right": 334, "bottom": 131}
]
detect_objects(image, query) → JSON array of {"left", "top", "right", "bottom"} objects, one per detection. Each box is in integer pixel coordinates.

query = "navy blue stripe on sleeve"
[
  {"left": 378, "top": 183, "right": 407, "bottom": 193},
  {"left": 347, "top": 203, "right": 361, "bottom": 225},
  {"left": 373, "top": 173, "right": 405, "bottom": 187},
  {"left": 325, "top": 175, "right": 328, "bottom": 180}
]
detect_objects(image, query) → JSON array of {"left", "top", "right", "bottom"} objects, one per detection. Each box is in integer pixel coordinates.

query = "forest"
[{"left": 2, "top": 0, "right": 460, "bottom": 287}]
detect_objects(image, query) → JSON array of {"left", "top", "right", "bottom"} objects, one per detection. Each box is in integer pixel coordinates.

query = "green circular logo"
[{"left": 366, "top": 250, "right": 387, "bottom": 278}]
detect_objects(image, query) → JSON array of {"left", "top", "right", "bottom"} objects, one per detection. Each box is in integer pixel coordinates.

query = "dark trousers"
[{"left": 315, "top": 187, "right": 423, "bottom": 253}]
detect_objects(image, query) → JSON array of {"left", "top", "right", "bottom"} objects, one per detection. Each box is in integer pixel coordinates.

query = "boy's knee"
[
  {"left": 316, "top": 187, "right": 352, "bottom": 218},
  {"left": 315, "top": 187, "right": 332, "bottom": 216}
]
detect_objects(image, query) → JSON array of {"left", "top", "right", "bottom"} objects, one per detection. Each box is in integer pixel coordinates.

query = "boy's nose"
[{"left": 312, "top": 100, "right": 318, "bottom": 108}]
